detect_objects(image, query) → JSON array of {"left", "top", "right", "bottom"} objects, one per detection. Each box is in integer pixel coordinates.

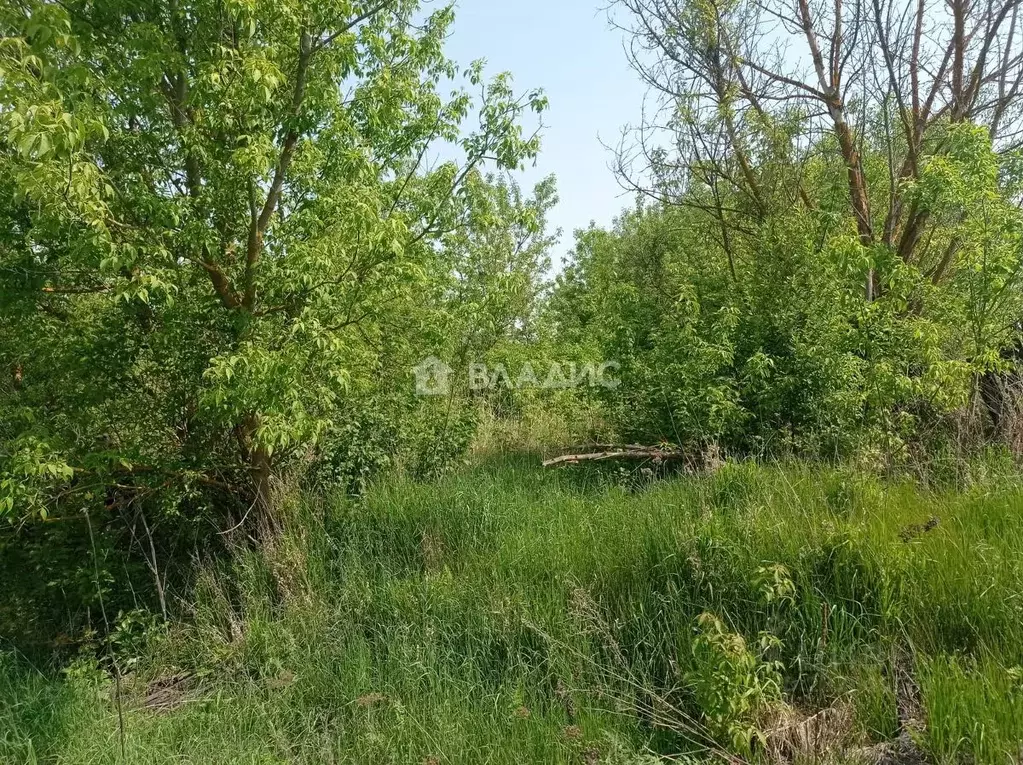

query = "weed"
[{"left": 2, "top": 458, "right": 1022, "bottom": 763}]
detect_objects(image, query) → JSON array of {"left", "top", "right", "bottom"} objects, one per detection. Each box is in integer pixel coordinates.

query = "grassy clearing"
[{"left": 2, "top": 456, "right": 1023, "bottom": 763}]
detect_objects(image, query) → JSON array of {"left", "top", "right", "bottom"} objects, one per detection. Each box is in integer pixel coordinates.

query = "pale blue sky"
[{"left": 442, "top": 0, "right": 647, "bottom": 264}]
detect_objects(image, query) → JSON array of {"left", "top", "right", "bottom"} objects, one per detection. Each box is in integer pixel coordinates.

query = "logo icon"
[{"left": 413, "top": 356, "right": 453, "bottom": 396}]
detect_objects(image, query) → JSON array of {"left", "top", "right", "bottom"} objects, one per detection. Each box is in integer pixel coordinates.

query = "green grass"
[{"left": 2, "top": 456, "right": 1023, "bottom": 763}]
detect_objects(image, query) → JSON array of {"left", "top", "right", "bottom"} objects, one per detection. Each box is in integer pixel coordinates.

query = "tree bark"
[{"left": 237, "top": 413, "right": 277, "bottom": 537}]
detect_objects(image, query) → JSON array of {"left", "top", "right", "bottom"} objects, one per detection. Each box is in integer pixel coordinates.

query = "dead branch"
[{"left": 542, "top": 447, "right": 688, "bottom": 468}]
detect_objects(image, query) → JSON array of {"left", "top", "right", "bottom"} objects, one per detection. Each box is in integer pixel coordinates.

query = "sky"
[{"left": 441, "top": 0, "right": 648, "bottom": 265}]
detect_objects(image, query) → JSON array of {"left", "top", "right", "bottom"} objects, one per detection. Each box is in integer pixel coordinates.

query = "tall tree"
[
  {"left": 609, "top": 0, "right": 1023, "bottom": 437},
  {"left": 0, "top": 0, "right": 546, "bottom": 531},
  {"left": 614, "top": 0, "right": 1023, "bottom": 279}
]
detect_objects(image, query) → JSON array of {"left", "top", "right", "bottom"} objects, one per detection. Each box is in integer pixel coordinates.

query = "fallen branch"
[{"left": 542, "top": 447, "right": 687, "bottom": 468}]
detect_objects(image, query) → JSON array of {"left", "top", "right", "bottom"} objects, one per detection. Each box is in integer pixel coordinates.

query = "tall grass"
[{"left": 2, "top": 456, "right": 1022, "bottom": 763}]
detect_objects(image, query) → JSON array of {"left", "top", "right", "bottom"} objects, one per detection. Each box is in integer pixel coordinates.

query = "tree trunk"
[
  {"left": 980, "top": 369, "right": 1007, "bottom": 438},
  {"left": 237, "top": 413, "right": 278, "bottom": 537},
  {"left": 979, "top": 338, "right": 1023, "bottom": 443}
]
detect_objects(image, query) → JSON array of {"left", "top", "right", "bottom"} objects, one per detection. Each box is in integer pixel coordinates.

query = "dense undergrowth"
[
  {"left": 2, "top": 454, "right": 1022, "bottom": 764},
  {"left": 4, "top": 1, "right": 1023, "bottom": 762}
]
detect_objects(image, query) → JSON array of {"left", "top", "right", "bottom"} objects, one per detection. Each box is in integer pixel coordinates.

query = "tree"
[
  {"left": 593, "top": 0, "right": 1023, "bottom": 449},
  {"left": 613, "top": 0, "right": 1023, "bottom": 282},
  {"left": 0, "top": 0, "right": 546, "bottom": 532}
]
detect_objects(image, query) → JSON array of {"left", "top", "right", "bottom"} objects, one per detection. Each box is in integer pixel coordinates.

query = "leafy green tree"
[
  {"left": 544, "top": 0, "right": 1023, "bottom": 459},
  {"left": 0, "top": 0, "right": 546, "bottom": 530}
]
